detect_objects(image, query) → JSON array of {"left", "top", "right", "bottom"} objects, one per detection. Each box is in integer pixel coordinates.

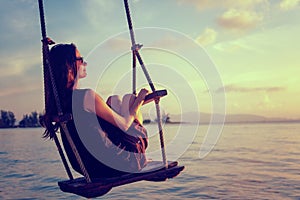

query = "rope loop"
[
  {"left": 41, "top": 37, "right": 55, "bottom": 45},
  {"left": 131, "top": 43, "right": 143, "bottom": 51}
]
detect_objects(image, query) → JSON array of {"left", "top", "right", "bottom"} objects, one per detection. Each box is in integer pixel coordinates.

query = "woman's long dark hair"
[{"left": 42, "top": 43, "right": 78, "bottom": 139}]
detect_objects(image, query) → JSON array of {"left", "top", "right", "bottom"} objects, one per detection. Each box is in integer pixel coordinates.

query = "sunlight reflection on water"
[{"left": 1, "top": 123, "right": 300, "bottom": 199}]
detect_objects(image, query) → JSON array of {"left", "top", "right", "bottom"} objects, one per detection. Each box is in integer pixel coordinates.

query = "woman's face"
[{"left": 75, "top": 49, "right": 87, "bottom": 79}]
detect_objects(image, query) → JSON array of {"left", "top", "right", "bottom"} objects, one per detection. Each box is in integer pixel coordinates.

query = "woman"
[{"left": 43, "top": 43, "right": 148, "bottom": 178}]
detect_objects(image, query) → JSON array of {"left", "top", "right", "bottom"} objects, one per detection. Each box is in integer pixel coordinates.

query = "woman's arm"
[{"left": 84, "top": 89, "right": 148, "bottom": 131}]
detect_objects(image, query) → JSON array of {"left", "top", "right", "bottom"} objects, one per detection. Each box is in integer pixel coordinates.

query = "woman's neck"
[{"left": 72, "top": 80, "right": 80, "bottom": 90}]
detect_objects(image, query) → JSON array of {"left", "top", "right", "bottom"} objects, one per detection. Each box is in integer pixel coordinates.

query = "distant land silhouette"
[{"left": 168, "top": 112, "right": 300, "bottom": 124}]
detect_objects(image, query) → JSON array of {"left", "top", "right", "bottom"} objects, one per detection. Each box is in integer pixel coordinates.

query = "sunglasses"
[{"left": 75, "top": 57, "right": 84, "bottom": 63}]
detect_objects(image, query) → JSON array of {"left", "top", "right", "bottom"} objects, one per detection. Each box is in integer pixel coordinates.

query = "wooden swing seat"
[
  {"left": 38, "top": 0, "right": 184, "bottom": 198},
  {"left": 58, "top": 161, "right": 184, "bottom": 198}
]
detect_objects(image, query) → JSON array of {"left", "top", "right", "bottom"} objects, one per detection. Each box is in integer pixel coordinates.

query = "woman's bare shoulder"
[
  {"left": 83, "top": 89, "right": 106, "bottom": 112},
  {"left": 84, "top": 89, "right": 103, "bottom": 100}
]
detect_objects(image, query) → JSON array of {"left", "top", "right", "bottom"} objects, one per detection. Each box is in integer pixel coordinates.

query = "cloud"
[
  {"left": 0, "top": 47, "right": 41, "bottom": 78},
  {"left": 224, "top": 0, "right": 269, "bottom": 9},
  {"left": 83, "top": 0, "right": 117, "bottom": 13},
  {"left": 196, "top": 28, "right": 218, "bottom": 46},
  {"left": 279, "top": 0, "right": 300, "bottom": 10},
  {"left": 151, "top": 34, "right": 190, "bottom": 50},
  {"left": 0, "top": 1, "right": 38, "bottom": 38},
  {"left": 217, "top": 9, "right": 264, "bottom": 31},
  {"left": 177, "top": 0, "right": 219, "bottom": 10},
  {"left": 178, "top": 0, "right": 268, "bottom": 33},
  {"left": 102, "top": 36, "right": 131, "bottom": 52},
  {"left": 177, "top": 0, "right": 268, "bottom": 10},
  {"left": 255, "top": 93, "right": 284, "bottom": 111},
  {"left": 81, "top": 0, "right": 119, "bottom": 29},
  {"left": 0, "top": 83, "right": 41, "bottom": 98},
  {"left": 215, "top": 84, "right": 285, "bottom": 93}
]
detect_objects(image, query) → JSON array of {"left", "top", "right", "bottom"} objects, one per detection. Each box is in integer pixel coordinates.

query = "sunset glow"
[{"left": 0, "top": 0, "right": 299, "bottom": 120}]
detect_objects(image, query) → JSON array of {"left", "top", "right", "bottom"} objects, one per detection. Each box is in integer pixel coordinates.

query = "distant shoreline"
[
  {"left": 1, "top": 119, "right": 300, "bottom": 129},
  {"left": 0, "top": 126, "right": 42, "bottom": 129},
  {"left": 144, "top": 120, "right": 300, "bottom": 125}
]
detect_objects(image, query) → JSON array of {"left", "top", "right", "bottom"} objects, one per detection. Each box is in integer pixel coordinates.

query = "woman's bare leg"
[
  {"left": 121, "top": 94, "right": 143, "bottom": 124},
  {"left": 106, "top": 95, "right": 122, "bottom": 114},
  {"left": 107, "top": 94, "right": 143, "bottom": 124}
]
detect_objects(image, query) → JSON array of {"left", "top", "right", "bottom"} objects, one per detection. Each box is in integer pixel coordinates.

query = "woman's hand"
[
  {"left": 128, "top": 88, "right": 149, "bottom": 117},
  {"left": 136, "top": 88, "right": 149, "bottom": 103}
]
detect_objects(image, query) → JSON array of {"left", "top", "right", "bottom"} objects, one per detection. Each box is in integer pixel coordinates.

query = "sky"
[{"left": 0, "top": 0, "right": 299, "bottom": 121}]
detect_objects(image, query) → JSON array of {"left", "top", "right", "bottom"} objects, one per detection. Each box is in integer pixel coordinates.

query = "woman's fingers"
[{"left": 138, "top": 88, "right": 149, "bottom": 99}]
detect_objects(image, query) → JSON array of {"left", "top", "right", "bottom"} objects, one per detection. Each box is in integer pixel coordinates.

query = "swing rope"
[
  {"left": 38, "top": 0, "right": 169, "bottom": 184},
  {"left": 123, "top": 0, "right": 168, "bottom": 167},
  {"left": 37, "top": 0, "right": 91, "bottom": 183}
]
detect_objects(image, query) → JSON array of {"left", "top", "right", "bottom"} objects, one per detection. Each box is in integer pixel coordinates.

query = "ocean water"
[{"left": 1, "top": 123, "right": 300, "bottom": 200}]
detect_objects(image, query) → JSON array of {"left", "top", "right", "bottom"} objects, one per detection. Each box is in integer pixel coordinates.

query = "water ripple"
[{"left": 1, "top": 124, "right": 300, "bottom": 199}]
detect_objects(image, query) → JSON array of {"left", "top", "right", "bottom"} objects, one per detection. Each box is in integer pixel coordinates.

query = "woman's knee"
[
  {"left": 107, "top": 95, "right": 122, "bottom": 114},
  {"left": 122, "top": 94, "right": 136, "bottom": 107}
]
